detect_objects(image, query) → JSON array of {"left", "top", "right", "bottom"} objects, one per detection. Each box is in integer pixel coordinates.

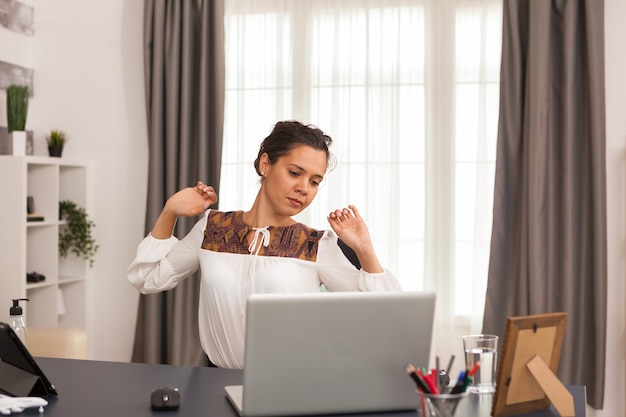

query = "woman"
[{"left": 127, "top": 121, "right": 402, "bottom": 369}]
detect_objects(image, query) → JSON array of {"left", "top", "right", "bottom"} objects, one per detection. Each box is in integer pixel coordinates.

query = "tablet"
[{"left": 0, "top": 322, "right": 58, "bottom": 397}]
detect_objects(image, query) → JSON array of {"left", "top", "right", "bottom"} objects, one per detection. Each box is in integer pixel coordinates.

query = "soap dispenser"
[{"left": 10, "top": 298, "right": 29, "bottom": 345}]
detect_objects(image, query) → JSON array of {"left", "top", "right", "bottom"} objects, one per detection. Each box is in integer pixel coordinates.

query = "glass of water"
[{"left": 462, "top": 334, "right": 498, "bottom": 394}]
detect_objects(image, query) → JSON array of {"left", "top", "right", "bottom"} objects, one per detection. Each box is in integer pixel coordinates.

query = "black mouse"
[{"left": 151, "top": 387, "right": 181, "bottom": 411}]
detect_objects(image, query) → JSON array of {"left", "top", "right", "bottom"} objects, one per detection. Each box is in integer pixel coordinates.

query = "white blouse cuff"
[
  {"left": 135, "top": 233, "right": 179, "bottom": 262},
  {"left": 358, "top": 268, "right": 403, "bottom": 292}
]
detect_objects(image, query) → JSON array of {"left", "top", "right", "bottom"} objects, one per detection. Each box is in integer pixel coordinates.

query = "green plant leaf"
[
  {"left": 59, "top": 200, "right": 98, "bottom": 267},
  {"left": 6, "top": 85, "right": 29, "bottom": 132},
  {"left": 46, "top": 129, "right": 68, "bottom": 146}
]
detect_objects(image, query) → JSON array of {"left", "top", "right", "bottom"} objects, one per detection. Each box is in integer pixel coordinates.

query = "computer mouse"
[{"left": 150, "top": 387, "right": 181, "bottom": 411}]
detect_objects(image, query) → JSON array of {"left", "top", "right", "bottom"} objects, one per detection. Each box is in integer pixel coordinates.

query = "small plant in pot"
[
  {"left": 59, "top": 200, "right": 98, "bottom": 267},
  {"left": 6, "top": 85, "right": 29, "bottom": 155},
  {"left": 46, "top": 129, "right": 67, "bottom": 157}
]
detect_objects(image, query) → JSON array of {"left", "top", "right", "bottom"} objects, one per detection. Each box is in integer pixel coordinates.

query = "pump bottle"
[{"left": 10, "top": 298, "right": 29, "bottom": 345}]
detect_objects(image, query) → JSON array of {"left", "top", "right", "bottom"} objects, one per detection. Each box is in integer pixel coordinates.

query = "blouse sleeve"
[
  {"left": 127, "top": 214, "right": 208, "bottom": 294},
  {"left": 316, "top": 230, "right": 403, "bottom": 292}
]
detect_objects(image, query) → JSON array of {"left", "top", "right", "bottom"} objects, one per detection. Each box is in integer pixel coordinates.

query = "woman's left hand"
[
  {"left": 328, "top": 205, "right": 372, "bottom": 252},
  {"left": 327, "top": 205, "right": 371, "bottom": 249},
  {"left": 327, "top": 205, "right": 383, "bottom": 273}
]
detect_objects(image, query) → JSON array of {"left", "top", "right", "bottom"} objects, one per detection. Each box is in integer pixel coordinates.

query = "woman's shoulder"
[
  {"left": 204, "top": 210, "right": 248, "bottom": 237},
  {"left": 206, "top": 209, "right": 245, "bottom": 225},
  {"left": 284, "top": 222, "right": 337, "bottom": 246},
  {"left": 202, "top": 210, "right": 248, "bottom": 253},
  {"left": 288, "top": 220, "right": 324, "bottom": 234}
]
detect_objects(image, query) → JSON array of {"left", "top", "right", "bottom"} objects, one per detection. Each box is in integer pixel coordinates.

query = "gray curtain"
[
  {"left": 482, "top": 0, "right": 606, "bottom": 409},
  {"left": 132, "top": 0, "right": 225, "bottom": 366}
]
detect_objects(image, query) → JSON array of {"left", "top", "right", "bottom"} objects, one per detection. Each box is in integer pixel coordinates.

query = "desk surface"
[{"left": 32, "top": 358, "right": 585, "bottom": 417}]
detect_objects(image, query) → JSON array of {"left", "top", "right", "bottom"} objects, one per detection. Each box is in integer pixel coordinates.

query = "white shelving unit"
[{"left": 0, "top": 155, "right": 90, "bottom": 331}]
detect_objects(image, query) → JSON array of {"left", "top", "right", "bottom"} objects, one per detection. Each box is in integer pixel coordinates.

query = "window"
[{"left": 221, "top": 0, "right": 502, "bottom": 329}]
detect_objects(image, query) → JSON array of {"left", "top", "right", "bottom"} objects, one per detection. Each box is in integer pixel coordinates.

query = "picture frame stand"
[
  {"left": 526, "top": 355, "right": 575, "bottom": 417},
  {"left": 491, "top": 312, "right": 573, "bottom": 417}
]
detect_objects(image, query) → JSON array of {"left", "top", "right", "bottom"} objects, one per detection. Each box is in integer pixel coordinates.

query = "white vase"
[{"left": 10, "top": 131, "right": 27, "bottom": 156}]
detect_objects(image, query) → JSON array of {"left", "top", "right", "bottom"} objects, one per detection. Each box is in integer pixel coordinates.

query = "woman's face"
[{"left": 260, "top": 145, "right": 327, "bottom": 217}]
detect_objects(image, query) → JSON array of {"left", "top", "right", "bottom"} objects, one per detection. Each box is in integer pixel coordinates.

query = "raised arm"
[
  {"left": 151, "top": 181, "right": 218, "bottom": 239},
  {"left": 326, "top": 204, "right": 383, "bottom": 274}
]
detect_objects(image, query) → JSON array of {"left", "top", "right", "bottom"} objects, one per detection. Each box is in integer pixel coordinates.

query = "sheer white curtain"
[{"left": 221, "top": 0, "right": 501, "bottom": 369}]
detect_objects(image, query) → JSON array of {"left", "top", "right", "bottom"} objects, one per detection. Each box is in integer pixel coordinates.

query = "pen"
[
  {"left": 406, "top": 364, "right": 431, "bottom": 394},
  {"left": 407, "top": 368, "right": 422, "bottom": 387},
  {"left": 446, "top": 354, "right": 455, "bottom": 375},
  {"left": 435, "top": 354, "right": 441, "bottom": 391},
  {"left": 468, "top": 360, "right": 481, "bottom": 377},
  {"left": 438, "top": 369, "right": 450, "bottom": 392},
  {"left": 406, "top": 364, "right": 422, "bottom": 387}
]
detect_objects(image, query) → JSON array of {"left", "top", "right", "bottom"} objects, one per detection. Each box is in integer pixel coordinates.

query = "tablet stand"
[{"left": 0, "top": 360, "right": 48, "bottom": 397}]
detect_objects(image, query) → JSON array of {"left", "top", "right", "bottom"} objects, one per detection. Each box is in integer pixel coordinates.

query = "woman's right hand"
[
  {"left": 151, "top": 181, "right": 218, "bottom": 239},
  {"left": 164, "top": 181, "right": 218, "bottom": 217}
]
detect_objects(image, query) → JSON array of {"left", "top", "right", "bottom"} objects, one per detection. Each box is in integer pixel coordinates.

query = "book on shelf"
[{"left": 27, "top": 213, "right": 44, "bottom": 222}]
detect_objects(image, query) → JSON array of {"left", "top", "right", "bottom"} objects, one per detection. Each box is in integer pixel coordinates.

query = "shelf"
[{"left": 0, "top": 156, "right": 90, "bottom": 333}]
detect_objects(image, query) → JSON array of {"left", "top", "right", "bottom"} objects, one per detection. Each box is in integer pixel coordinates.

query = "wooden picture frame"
[{"left": 491, "top": 312, "right": 570, "bottom": 417}]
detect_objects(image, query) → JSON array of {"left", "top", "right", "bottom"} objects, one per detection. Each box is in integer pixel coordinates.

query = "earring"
[{"left": 261, "top": 171, "right": 265, "bottom": 176}]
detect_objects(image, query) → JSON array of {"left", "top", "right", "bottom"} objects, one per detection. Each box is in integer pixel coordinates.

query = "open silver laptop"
[{"left": 224, "top": 291, "right": 436, "bottom": 416}]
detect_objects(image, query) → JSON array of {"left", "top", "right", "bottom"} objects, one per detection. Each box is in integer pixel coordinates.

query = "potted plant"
[
  {"left": 46, "top": 129, "right": 68, "bottom": 157},
  {"left": 59, "top": 200, "right": 99, "bottom": 267},
  {"left": 6, "top": 85, "right": 29, "bottom": 156}
]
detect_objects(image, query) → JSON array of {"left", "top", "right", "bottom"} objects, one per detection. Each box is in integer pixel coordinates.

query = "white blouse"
[{"left": 127, "top": 210, "right": 402, "bottom": 369}]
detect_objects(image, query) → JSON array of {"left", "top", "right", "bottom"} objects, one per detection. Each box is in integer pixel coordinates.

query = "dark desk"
[{"left": 33, "top": 358, "right": 585, "bottom": 417}]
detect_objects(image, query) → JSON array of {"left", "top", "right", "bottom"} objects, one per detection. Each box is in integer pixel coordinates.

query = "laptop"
[
  {"left": 225, "top": 291, "right": 436, "bottom": 416},
  {"left": 0, "top": 322, "right": 58, "bottom": 397}
]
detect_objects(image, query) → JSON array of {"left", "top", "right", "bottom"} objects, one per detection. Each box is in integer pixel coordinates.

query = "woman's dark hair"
[{"left": 254, "top": 121, "right": 336, "bottom": 176}]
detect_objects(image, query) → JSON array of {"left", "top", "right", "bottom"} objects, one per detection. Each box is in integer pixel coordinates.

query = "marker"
[
  {"left": 423, "top": 370, "right": 440, "bottom": 394},
  {"left": 417, "top": 368, "right": 436, "bottom": 394},
  {"left": 463, "top": 374, "right": 472, "bottom": 391},
  {"left": 450, "top": 370, "right": 466, "bottom": 394}
]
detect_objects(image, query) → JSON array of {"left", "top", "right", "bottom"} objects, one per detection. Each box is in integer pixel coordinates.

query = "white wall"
[
  {"left": 598, "top": 0, "right": 626, "bottom": 416},
  {"left": 27, "top": 0, "right": 148, "bottom": 362},
  {"left": 0, "top": 0, "right": 624, "bottom": 413}
]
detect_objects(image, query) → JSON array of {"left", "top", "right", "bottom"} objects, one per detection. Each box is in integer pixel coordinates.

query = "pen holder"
[{"left": 416, "top": 391, "right": 468, "bottom": 417}]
